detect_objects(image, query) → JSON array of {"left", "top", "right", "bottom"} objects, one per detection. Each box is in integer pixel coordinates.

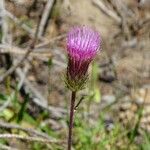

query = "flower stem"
[{"left": 67, "top": 91, "right": 76, "bottom": 150}]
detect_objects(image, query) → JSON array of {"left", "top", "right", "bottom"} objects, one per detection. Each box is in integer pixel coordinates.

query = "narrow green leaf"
[{"left": 17, "top": 94, "right": 29, "bottom": 123}]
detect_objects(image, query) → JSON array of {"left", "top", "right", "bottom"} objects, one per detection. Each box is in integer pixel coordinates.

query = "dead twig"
[
  {"left": 92, "top": 0, "right": 121, "bottom": 24},
  {"left": 35, "top": 34, "right": 66, "bottom": 49},
  {"left": 38, "top": 0, "right": 55, "bottom": 37},
  {"left": 0, "top": 0, "right": 8, "bottom": 44},
  {"left": 0, "top": 44, "right": 52, "bottom": 58},
  {"left": 16, "top": 68, "right": 67, "bottom": 118},
  {"left": 0, "top": 43, "right": 66, "bottom": 68},
  {"left": 111, "top": 0, "right": 131, "bottom": 39},
  {"left": 0, "top": 134, "right": 59, "bottom": 144},
  {"left": 0, "top": 143, "right": 18, "bottom": 150},
  {"left": 0, "top": 8, "right": 42, "bottom": 83},
  {"left": 0, "top": 121, "right": 55, "bottom": 140},
  {"left": 0, "top": 64, "right": 28, "bottom": 112},
  {"left": 5, "top": 11, "right": 45, "bottom": 42},
  {"left": 0, "top": 93, "right": 14, "bottom": 112},
  {"left": 6, "top": 10, "right": 66, "bottom": 47}
]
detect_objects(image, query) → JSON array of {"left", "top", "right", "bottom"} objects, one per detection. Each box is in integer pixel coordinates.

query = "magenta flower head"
[{"left": 65, "top": 26, "right": 101, "bottom": 91}]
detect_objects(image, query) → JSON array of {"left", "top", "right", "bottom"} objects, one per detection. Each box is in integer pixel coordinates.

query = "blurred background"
[{"left": 0, "top": 0, "right": 149, "bottom": 149}]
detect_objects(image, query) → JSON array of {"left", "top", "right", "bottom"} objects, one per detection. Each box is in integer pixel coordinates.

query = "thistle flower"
[{"left": 66, "top": 26, "right": 101, "bottom": 91}]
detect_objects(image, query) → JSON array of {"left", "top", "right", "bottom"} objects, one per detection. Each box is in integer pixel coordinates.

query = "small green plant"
[
  {"left": 74, "top": 113, "right": 121, "bottom": 150},
  {"left": 65, "top": 26, "right": 101, "bottom": 150}
]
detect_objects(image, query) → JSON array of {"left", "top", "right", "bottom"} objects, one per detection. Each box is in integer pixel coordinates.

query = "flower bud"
[{"left": 65, "top": 26, "right": 101, "bottom": 91}]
